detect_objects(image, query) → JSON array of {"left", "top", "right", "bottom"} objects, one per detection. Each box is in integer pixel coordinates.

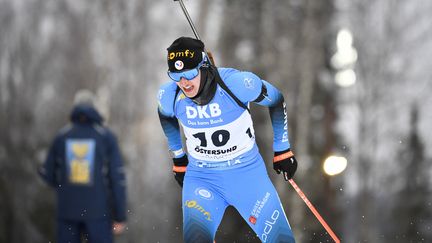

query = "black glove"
[
  {"left": 273, "top": 149, "right": 297, "bottom": 181},
  {"left": 172, "top": 154, "right": 188, "bottom": 187}
]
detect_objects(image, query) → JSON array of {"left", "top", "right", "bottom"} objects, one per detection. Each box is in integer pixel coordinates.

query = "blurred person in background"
[
  {"left": 39, "top": 89, "right": 127, "bottom": 243},
  {"left": 158, "top": 37, "right": 298, "bottom": 243}
]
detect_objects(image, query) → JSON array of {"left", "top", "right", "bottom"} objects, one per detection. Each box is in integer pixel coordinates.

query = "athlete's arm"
[
  {"left": 254, "top": 80, "right": 290, "bottom": 152},
  {"left": 254, "top": 80, "right": 298, "bottom": 180},
  {"left": 220, "top": 68, "right": 290, "bottom": 151},
  {"left": 157, "top": 110, "right": 183, "bottom": 154},
  {"left": 157, "top": 83, "right": 188, "bottom": 186},
  {"left": 157, "top": 83, "right": 184, "bottom": 157},
  {"left": 220, "top": 68, "right": 297, "bottom": 180}
]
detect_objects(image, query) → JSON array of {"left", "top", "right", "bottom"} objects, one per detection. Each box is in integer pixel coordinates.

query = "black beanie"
[{"left": 167, "top": 37, "right": 205, "bottom": 72}]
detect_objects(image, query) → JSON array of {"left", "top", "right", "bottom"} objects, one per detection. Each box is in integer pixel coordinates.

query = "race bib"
[{"left": 182, "top": 111, "right": 255, "bottom": 161}]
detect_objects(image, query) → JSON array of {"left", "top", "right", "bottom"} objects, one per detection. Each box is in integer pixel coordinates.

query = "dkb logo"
[{"left": 186, "top": 103, "right": 221, "bottom": 119}]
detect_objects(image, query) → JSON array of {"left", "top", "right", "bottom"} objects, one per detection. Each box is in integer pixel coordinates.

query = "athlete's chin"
[{"left": 182, "top": 89, "right": 198, "bottom": 98}]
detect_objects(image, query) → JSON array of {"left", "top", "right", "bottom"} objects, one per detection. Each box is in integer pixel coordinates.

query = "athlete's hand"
[
  {"left": 173, "top": 154, "right": 188, "bottom": 187},
  {"left": 273, "top": 149, "right": 297, "bottom": 180}
]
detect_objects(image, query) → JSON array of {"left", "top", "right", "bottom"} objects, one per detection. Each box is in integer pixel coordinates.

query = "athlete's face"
[{"left": 177, "top": 70, "right": 201, "bottom": 98}]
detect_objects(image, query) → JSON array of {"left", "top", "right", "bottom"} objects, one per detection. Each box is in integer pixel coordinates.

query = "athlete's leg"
[
  {"left": 182, "top": 173, "right": 228, "bottom": 243},
  {"left": 226, "top": 161, "right": 295, "bottom": 243}
]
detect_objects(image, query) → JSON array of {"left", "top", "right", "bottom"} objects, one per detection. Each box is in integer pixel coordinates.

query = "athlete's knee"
[
  {"left": 183, "top": 211, "right": 214, "bottom": 243},
  {"left": 183, "top": 197, "right": 220, "bottom": 243},
  {"left": 183, "top": 224, "right": 213, "bottom": 243}
]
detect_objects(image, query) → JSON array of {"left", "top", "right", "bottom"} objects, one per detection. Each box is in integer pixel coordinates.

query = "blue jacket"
[{"left": 40, "top": 105, "right": 127, "bottom": 222}]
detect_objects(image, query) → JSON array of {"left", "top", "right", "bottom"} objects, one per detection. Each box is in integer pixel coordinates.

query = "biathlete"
[{"left": 157, "top": 37, "right": 298, "bottom": 243}]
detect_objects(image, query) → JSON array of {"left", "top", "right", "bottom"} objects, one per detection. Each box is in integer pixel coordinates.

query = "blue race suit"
[{"left": 158, "top": 68, "right": 295, "bottom": 243}]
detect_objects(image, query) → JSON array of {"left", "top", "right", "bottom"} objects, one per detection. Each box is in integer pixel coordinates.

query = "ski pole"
[
  {"left": 288, "top": 179, "right": 341, "bottom": 243},
  {"left": 174, "top": 0, "right": 201, "bottom": 40},
  {"left": 173, "top": 0, "right": 215, "bottom": 65}
]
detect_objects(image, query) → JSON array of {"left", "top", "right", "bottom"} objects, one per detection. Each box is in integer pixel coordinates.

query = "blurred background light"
[
  {"left": 335, "top": 69, "right": 356, "bottom": 87},
  {"left": 323, "top": 155, "right": 348, "bottom": 176},
  {"left": 331, "top": 28, "right": 358, "bottom": 70},
  {"left": 337, "top": 29, "right": 353, "bottom": 50}
]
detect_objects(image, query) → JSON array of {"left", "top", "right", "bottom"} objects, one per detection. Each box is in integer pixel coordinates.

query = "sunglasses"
[{"left": 167, "top": 60, "right": 206, "bottom": 82}]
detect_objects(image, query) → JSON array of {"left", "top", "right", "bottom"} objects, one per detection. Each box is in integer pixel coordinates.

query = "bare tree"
[{"left": 336, "top": 0, "right": 432, "bottom": 241}]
